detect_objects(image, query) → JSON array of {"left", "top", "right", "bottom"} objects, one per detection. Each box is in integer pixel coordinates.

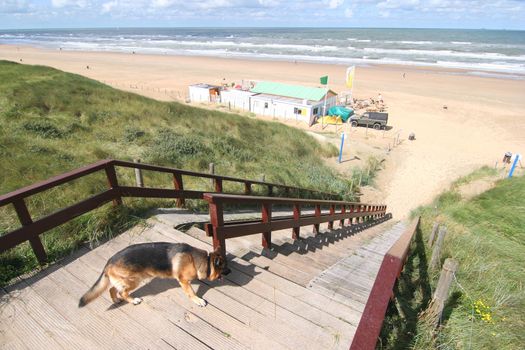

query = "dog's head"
[{"left": 208, "top": 251, "right": 230, "bottom": 281}]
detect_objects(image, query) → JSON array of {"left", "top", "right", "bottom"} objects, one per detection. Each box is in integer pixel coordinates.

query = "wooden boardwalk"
[{"left": 1, "top": 211, "right": 405, "bottom": 350}]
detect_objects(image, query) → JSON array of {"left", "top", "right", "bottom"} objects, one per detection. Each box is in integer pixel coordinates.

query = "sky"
[{"left": 1, "top": 0, "right": 524, "bottom": 30}]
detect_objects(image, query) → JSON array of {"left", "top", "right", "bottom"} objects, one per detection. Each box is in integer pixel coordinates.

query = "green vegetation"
[
  {"left": 379, "top": 167, "right": 525, "bottom": 349},
  {"left": 0, "top": 60, "right": 352, "bottom": 285}
]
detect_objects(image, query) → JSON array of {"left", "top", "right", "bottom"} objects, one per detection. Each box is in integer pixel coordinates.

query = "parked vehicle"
[{"left": 349, "top": 112, "right": 388, "bottom": 129}]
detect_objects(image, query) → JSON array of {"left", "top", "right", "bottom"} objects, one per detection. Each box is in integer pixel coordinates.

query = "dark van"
[{"left": 349, "top": 112, "right": 388, "bottom": 129}]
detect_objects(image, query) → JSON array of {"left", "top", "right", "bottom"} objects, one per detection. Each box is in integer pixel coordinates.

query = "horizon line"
[{"left": 1, "top": 26, "right": 524, "bottom": 32}]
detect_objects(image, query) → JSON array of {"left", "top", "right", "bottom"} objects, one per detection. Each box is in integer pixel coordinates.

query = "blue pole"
[
  {"left": 508, "top": 154, "right": 520, "bottom": 178},
  {"left": 338, "top": 132, "right": 345, "bottom": 163}
]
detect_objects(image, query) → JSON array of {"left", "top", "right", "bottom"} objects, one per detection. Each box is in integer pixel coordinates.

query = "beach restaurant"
[{"left": 249, "top": 81, "right": 337, "bottom": 125}]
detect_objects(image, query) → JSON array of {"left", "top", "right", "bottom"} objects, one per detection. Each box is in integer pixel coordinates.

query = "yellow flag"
[{"left": 346, "top": 66, "right": 355, "bottom": 89}]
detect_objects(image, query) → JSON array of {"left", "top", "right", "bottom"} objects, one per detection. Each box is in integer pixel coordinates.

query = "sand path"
[{"left": 1, "top": 46, "right": 524, "bottom": 218}]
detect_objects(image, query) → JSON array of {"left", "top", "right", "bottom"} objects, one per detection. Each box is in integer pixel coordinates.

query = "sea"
[{"left": 1, "top": 27, "right": 524, "bottom": 79}]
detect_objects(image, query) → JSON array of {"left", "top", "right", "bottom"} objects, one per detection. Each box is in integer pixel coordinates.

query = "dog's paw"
[
  {"left": 132, "top": 297, "right": 143, "bottom": 305},
  {"left": 193, "top": 297, "right": 207, "bottom": 307}
]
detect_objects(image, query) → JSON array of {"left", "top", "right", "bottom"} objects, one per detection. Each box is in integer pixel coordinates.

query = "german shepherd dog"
[{"left": 78, "top": 242, "right": 228, "bottom": 308}]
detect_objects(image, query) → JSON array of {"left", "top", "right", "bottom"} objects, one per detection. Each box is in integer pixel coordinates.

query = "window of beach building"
[
  {"left": 264, "top": 102, "right": 268, "bottom": 109},
  {"left": 313, "top": 107, "right": 319, "bottom": 115}
]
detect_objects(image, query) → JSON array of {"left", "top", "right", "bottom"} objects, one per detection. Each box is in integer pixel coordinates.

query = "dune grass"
[
  {"left": 0, "top": 60, "right": 352, "bottom": 285},
  {"left": 379, "top": 168, "right": 525, "bottom": 349}
]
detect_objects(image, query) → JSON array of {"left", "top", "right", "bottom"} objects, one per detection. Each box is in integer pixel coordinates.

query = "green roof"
[{"left": 250, "top": 81, "right": 333, "bottom": 102}]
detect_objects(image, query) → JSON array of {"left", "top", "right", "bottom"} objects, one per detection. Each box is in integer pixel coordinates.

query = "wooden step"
[
  {"left": 307, "top": 221, "right": 408, "bottom": 311},
  {"left": 182, "top": 224, "right": 314, "bottom": 286},
  {"left": 72, "top": 246, "right": 249, "bottom": 350},
  {"left": 154, "top": 222, "right": 364, "bottom": 326},
  {"left": 147, "top": 227, "right": 349, "bottom": 349}
]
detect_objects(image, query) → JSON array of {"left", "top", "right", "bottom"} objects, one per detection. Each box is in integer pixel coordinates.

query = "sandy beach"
[{"left": 1, "top": 44, "right": 524, "bottom": 218}]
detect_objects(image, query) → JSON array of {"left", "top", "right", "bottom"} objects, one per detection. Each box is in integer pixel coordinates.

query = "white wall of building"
[
  {"left": 251, "top": 97, "right": 311, "bottom": 122},
  {"left": 189, "top": 86, "right": 212, "bottom": 102},
  {"left": 220, "top": 90, "right": 253, "bottom": 111},
  {"left": 250, "top": 95, "right": 337, "bottom": 122}
]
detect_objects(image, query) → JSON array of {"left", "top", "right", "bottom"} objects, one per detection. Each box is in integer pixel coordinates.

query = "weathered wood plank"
[
  {"left": 84, "top": 229, "right": 286, "bottom": 350},
  {"left": 163, "top": 224, "right": 364, "bottom": 326},
  {"left": 308, "top": 282, "right": 367, "bottom": 312},
  {"left": 217, "top": 259, "right": 357, "bottom": 346},
  {"left": 2, "top": 286, "right": 71, "bottom": 350},
  {"left": 158, "top": 224, "right": 314, "bottom": 286},
  {"left": 62, "top": 257, "right": 177, "bottom": 349},
  {"left": 147, "top": 227, "right": 345, "bottom": 349},
  {"left": 77, "top": 250, "right": 246, "bottom": 350},
  {"left": 22, "top": 270, "right": 135, "bottom": 349},
  {"left": 0, "top": 289, "right": 31, "bottom": 350}
]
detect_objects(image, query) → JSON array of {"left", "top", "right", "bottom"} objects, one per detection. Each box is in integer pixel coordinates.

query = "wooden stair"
[{"left": 1, "top": 212, "right": 405, "bottom": 350}]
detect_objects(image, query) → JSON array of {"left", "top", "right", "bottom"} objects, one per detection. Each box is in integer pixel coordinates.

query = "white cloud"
[
  {"left": 258, "top": 0, "right": 281, "bottom": 6},
  {"left": 52, "top": 0, "right": 88, "bottom": 8},
  {"left": 52, "top": 0, "right": 69, "bottom": 7},
  {"left": 151, "top": 0, "right": 177, "bottom": 8},
  {"left": 101, "top": 0, "right": 117, "bottom": 13},
  {"left": 328, "top": 0, "right": 344, "bottom": 9},
  {"left": 1, "top": 0, "right": 524, "bottom": 28},
  {"left": 377, "top": 0, "right": 420, "bottom": 10},
  {"left": 0, "top": 0, "right": 31, "bottom": 13}
]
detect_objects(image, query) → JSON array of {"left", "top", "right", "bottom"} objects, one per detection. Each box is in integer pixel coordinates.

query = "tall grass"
[
  {"left": 0, "top": 60, "right": 351, "bottom": 285},
  {"left": 379, "top": 168, "right": 525, "bottom": 349}
]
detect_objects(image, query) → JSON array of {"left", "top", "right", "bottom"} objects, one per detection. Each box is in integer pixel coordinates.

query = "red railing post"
[
  {"left": 292, "top": 203, "right": 301, "bottom": 240},
  {"left": 313, "top": 204, "right": 321, "bottom": 235},
  {"left": 262, "top": 203, "right": 272, "bottom": 249},
  {"left": 244, "top": 182, "right": 252, "bottom": 195},
  {"left": 209, "top": 201, "right": 226, "bottom": 259},
  {"left": 105, "top": 164, "right": 122, "bottom": 206},
  {"left": 214, "top": 178, "right": 223, "bottom": 193},
  {"left": 328, "top": 204, "right": 335, "bottom": 230},
  {"left": 173, "top": 172, "right": 185, "bottom": 208},
  {"left": 12, "top": 198, "right": 47, "bottom": 265},
  {"left": 340, "top": 205, "right": 346, "bottom": 227}
]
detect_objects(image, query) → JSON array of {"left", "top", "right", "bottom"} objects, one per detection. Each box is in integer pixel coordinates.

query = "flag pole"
[{"left": 322, "top": 87, "right": 327, "bottom": 129}]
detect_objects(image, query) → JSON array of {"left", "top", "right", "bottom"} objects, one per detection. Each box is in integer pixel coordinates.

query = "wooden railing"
[
  {"left": 350, "top": 217, "right": 420, "bottom": 350},
  {"left": 203, "top": 193, "right": 387, "bottom": 258},
  {"left": 0, "top": 159, "right": 337, "bottom": 265}
]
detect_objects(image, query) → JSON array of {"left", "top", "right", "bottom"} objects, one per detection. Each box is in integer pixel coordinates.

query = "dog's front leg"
[{"left": 179, "top": 280, "right": 207, "bottom": 307}]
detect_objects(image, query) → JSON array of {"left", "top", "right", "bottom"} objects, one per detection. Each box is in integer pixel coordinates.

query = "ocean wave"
[
  {"left": 384, "top": 40, "right": 436, "bottom": 45},
  {"left": 362, "top": 47, "right": 525, "bottom": 61},
  {"left": 140, "top": 47, "right": 525, "bottom": 75},
  {"left": 137, "top": 39, "right": 339, "bottom": 52},
  {"left": 347, "top": 38, "right": 371, "bottom": 42}
]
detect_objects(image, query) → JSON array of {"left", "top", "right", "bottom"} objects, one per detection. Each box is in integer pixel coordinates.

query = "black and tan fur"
[{"left": 78, "top": 242, "right": 228, "bottom": 308}]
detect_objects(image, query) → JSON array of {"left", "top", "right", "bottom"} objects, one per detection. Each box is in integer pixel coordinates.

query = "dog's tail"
[{"left": 78, "top": 268, "right": 109, "bottom": 308}]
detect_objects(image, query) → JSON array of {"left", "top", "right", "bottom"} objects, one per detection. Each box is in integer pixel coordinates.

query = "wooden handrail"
[
  {"left": 203, "top": 193, "right": 387, "bottom": 258},
  {"left": 112, "top": 159, "right": 336, "bottom": 198},
  {"left": 0, "top": 159, "right": 340, "bottom": 265},
  {"left": 0, "top": 159, "right": 113, "bottom": 207},
  {"left": 350, "top": 217, "right": 420, "bottom": 350},
  {"left": 204, "top": 193, "right": 382, "bottom": 207}
]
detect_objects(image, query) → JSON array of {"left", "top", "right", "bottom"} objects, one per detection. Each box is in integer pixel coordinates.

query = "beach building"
[
  {"left": 219, "top": 89, "right": 255, "bottom": 111},
  {"left": 249, "top": 81, "right": 337, "bottom": 125},
  {"left": 188, "top": 83, "right": 221, "bottom": 103}
]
